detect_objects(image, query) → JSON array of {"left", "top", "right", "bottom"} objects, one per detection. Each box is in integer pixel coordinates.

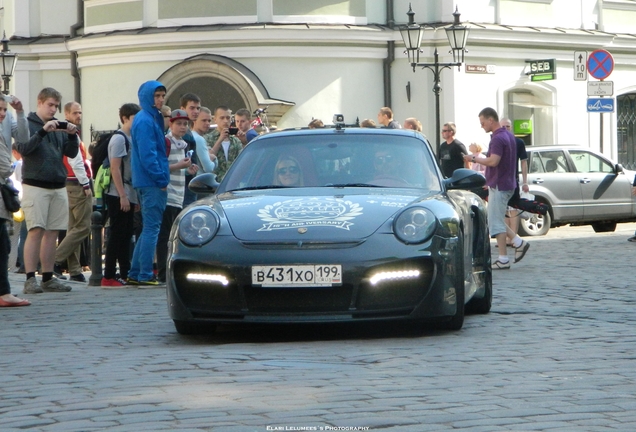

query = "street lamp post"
[
  {"left": 0, "top": 32, "right": 17, "bottom": 95},
  {"left": 400, "top": 5, "right": 468, "bottom": 156}
]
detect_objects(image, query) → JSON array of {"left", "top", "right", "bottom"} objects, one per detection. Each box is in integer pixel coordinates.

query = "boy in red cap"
[{"left": 155, "top": 109, "right": 199, "bottom": 283}]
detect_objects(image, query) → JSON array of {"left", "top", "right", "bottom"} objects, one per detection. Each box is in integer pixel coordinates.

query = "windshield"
[{"left": 220, "top": 132, "right": 442, "bottom": 193}]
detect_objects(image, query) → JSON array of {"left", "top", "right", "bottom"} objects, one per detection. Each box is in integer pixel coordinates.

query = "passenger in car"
[
  {"left": 372, "top": 149, "right": 410, "bottom": 187},
  {"left": 273, "top": 156, "right": 304, "bottom": 187}
]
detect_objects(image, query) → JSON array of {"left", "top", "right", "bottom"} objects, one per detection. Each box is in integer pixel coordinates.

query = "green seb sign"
[
  {"left": 514, "top": 120, "right": 532, "bottom": 135},
  {"left": 526, "top": 59, "right": 556, "bottom": 81}
]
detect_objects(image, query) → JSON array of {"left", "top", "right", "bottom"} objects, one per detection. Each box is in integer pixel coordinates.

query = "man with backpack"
[{"left": 100, "top": 103, "right": 141, "bottom": 287}]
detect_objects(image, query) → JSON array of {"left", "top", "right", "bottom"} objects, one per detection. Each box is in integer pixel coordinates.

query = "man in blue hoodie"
[{"left": 127, "top": 81, "right": 170, "bottom": 285}]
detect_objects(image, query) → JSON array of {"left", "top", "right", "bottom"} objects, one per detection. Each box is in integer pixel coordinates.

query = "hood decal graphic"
[{"left": 257, "top": 198, "right": 363, "bottom": 232}]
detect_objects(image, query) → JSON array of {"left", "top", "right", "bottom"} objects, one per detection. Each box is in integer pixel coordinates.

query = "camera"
[
  {"left": 229, "top": 127, "right": 239, "bottom": 135},
  {"left": 2, "top": 94, "right": 13, "bottom": 103},
  {"left": 56, "top": 121, "right": 68, "bottom": 129},
  {"left": 185, "top": 150, "right": 194, "bottom": 159},
  {"left": 333, "top": 114, "right": 345, "bottom": 125}
]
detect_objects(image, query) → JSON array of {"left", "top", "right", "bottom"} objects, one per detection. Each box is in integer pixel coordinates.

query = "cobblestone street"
[{"left": 3, "top": 224, "right": 636, "bottom": 431}]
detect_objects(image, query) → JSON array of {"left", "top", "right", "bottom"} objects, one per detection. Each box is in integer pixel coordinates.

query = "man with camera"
[
  {"left": 234, "top": 108, "right": 258, "bottom": 147},
  {"left": 204, "top": 105, "right": 243, "bottom": 182},
  {"left": 178, "top": 93, "right": 201, "bottom": 207},
  {"left": 16, "top": 87, "right": 79, "bottom": 294}
]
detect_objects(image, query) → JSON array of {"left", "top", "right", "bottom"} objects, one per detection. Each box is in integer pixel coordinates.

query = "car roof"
[
  {"left": 255, "top": 126, "right": 430, "bottom": 142},
  {"left": 526, "top": 145, "right": 593, "bottom": 151}
]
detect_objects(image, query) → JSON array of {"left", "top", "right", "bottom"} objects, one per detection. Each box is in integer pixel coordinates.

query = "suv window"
[
  {"left": 529, "top": 150, "right": 569, "bottom": 173},
  {"left": 569, "top": 150, "right": 614, "bottom": 173}
]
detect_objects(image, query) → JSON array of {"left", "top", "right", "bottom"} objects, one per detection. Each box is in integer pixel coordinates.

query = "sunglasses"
[
  {"left": 374, "top": 155, "right": 394, "bottom": 164},
  {"left": 441, "top": 129, "right": 451, "bottom": 132},
  {"left": 277, "top": 166, "right": 299, "bottom": 175}
]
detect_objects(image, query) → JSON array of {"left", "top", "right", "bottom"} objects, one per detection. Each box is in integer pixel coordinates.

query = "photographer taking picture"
[
  {"left": 16, "top": 87, "right": 79, "bottom": 295},
  {"left": 204, "top": 105, "right": 243, "bottom": 182}
]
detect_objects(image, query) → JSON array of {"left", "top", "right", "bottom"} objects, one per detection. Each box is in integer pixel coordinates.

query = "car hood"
[{"left": 215, "top": 190, "right": 434, "bottom": 241}]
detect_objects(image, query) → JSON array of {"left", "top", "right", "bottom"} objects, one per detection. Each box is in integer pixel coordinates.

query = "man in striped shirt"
[{"left": 155, "top": 109, "right": 199, "bottom": 283}]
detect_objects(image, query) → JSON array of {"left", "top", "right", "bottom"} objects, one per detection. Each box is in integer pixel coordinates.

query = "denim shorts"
[{"left": 488, "top": 187, "right": 514, "bottom": 236}]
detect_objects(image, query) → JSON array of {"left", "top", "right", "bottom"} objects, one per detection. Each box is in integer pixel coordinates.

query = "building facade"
[{"left": 4, "top": 0, "right": 636, "bottom": 166}]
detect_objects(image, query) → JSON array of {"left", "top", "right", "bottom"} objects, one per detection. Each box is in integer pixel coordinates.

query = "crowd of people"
[
  {"left": 0, "top": 80, "right": 265, "bottom": 306},
  {"left": 0, "top": 87, "right": 533, "bottom": 308}
]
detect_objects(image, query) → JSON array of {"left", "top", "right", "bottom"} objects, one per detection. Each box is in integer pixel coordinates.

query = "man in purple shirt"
[{"left": 464, "top": 107, "right": 529, "bottom": 269}]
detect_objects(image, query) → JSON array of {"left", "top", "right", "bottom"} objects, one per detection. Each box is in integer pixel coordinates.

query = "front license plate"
[{"left": 252, "top": 265, "right": 342, "bottom": 287}]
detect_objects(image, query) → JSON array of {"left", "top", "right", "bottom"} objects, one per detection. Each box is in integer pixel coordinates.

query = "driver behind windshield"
[
  {"left": 273, "top": 155, "right": 304, "bottom": 187},
  {"left": 374, "top": 150, "right": 401, "bottom": 177}
]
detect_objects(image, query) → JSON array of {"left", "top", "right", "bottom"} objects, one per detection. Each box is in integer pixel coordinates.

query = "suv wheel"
[
  {"left": 519, "top": 211, "right": 551, "bottom": 236},
  {"left": 592, "top": 221, "right": 617, "bottom": 233}
]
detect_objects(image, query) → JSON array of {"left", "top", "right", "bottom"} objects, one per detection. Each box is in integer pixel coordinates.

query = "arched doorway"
[
  {"left": 168, "top": 76, "right": 246, "bottom": 115},
  {"left": 617, "top": 93, "right": 636, "bottom": 170},
  {"left": 157, "top": 54, "right": 294, "bottom": 125}
]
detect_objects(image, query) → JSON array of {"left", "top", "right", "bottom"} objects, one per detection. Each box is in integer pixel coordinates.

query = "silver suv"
[{"left": 520, "top": 145, "right": 636, "bottom": 236}]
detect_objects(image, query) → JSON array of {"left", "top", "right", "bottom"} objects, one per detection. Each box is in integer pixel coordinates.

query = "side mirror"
[
  {"left": 443, "top": 168, "right": 486, "bottom": 190},
  {"left": 188, "top": 173, "right": 219, "bottom": 195},
  {"left": 615, "top": 163, "right": 625, "bottom": 174}
]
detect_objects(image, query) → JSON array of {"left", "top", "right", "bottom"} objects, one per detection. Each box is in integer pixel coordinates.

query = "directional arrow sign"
[
  {"left": 574, "top": 51, "right": 587, "bottom": 81},
  {"left": 587, "top": 49, "right": 614, "bottom": 80}
]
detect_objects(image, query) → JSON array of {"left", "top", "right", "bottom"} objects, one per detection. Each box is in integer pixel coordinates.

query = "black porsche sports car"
[{"left": 167, "top": 127, "right": 491, "bottom": 334}]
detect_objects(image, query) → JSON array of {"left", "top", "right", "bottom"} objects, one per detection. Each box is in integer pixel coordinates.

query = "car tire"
[
  {"left": 174, "top": 320, "right": 217, "bottom": 335},
  {"left": 435, "top": 236, "right": 465, "bottom": 331},
  {"left": 519, "top": 210, "right": 551, "bottom": 237},
  {"left": 592, "top": 222, "right": 617, "bottom": 233},
  {"left": 466, "top": 222, "right": 492, "bottom": 315}
]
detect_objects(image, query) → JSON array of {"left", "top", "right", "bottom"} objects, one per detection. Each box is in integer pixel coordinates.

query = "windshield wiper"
[
  {"left": 326, "top": 183, "right": 382, "bottom": 188},
  {"left": 228, "top": 185, "right": 292, "bottom": 192}
]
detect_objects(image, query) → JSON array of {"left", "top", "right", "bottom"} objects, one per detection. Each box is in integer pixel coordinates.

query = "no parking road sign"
[{"left": 587, "top": 49, "right": 614, "bottom": 80}]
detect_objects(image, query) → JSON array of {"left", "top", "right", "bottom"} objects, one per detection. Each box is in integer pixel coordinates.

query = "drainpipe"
[
  {"left": 383, "top": 0, "right": 395, "bottom": 108},
  {"left": 383, "top": 41, "right": 395, "bottom": 108},
  {"left": 495, "top": 0, "right": 501, "bottom": 24},
  {"left": 70, "top": 0, "right": 84, "bottom": 103}
]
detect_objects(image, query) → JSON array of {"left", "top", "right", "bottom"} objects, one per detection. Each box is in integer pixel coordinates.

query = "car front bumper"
[{"left": 167, "top": 233, "right": 462, "bottom": 325}]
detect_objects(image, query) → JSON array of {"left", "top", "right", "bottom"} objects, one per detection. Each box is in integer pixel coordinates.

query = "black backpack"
[{"left": 90, "top": 131, "right": 128, "bottom": 179}]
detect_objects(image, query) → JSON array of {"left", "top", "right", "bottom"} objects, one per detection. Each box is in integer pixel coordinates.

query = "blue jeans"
[{"left": 129, "top": 187, "right": 167, "bottom": 282}]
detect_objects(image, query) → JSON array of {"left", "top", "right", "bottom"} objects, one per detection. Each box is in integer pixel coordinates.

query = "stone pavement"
[{"left": 2, "top": 224, "right": 636, "bottom": 432}]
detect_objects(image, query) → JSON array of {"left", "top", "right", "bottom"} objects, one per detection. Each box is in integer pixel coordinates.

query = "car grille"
[{"left": 241, "top": 240, "right": 364, "bottom": 250}]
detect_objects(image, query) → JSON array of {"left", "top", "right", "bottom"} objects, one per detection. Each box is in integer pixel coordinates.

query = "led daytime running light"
[
  {"left": 186, "top": 273, "right": 229, "bottom": 286},
  {"left": 370, "top": 270, "right": 420, "bottom": 286}
]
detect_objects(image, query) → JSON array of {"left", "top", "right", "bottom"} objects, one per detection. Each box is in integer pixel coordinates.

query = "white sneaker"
[{"left": 492, "top": 260, "right": 511, "bottom": 270}]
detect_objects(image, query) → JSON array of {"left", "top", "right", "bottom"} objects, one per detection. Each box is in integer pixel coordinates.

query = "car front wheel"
[
  {"left": 519, "top": 211, "right": 551, "bottom": 237},
  {"left": 174, "top": 320, "right": 217, "bottom": 335},
  {"left": 434, "top": 236, "right": 465, "bottom": 330}
]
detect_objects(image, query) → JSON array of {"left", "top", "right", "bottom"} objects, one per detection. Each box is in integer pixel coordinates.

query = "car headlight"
[
  {"left": 178, "top": 207, "right": 219, "bottom": 246},
  {"left": 393, "top": 207, "right": 437, "bottom": 244}
]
